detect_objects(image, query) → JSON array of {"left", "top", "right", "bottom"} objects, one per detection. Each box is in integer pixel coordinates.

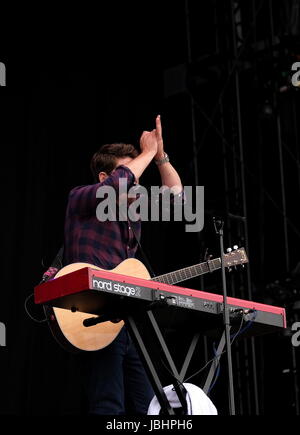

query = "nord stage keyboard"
[{"left": 34, "top": 265, "right": 286, "bottom": 337}]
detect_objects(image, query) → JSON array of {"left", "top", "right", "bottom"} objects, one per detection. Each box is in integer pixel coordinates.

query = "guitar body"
[{"left": 45, "top": 258, "right": 151, "bottom": 353}]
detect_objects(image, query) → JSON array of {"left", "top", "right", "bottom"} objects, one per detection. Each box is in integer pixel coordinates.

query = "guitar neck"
[{"left": 151, "top": 258, "right": 222, "bottom": 285}]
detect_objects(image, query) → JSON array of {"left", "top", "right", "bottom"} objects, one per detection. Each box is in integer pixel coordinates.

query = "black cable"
[
  {"left": 203, "top": 312, "right": 258, "bottom": 393},
  {"left": 183, "top": 311, "right": 252, "bottom": 385},
  {"left": 24, "top": 293, "right": 47, "bottom": 323},
  {"left": 183, "top": 349, "right": 227, "bottom": 384},
  {"left": 208, "top": 342, "right": 221, "bottom": 394},
  {"left": 207, "top": 315, "right": 246, "bottom": 393}
]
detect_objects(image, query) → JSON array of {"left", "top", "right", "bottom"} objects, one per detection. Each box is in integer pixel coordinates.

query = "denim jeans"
[{"left": 79, "top": 326, "right": 154, "bottom": 415}]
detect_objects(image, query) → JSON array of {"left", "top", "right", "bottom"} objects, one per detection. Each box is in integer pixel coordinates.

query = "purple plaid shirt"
[{"left": 63, "top": 165, "right": 141, "bottom": 270}]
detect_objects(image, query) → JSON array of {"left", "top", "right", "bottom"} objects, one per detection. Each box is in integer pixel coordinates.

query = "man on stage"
[{"left": 63, "top": 115, "right": 183, "bottom": 414}]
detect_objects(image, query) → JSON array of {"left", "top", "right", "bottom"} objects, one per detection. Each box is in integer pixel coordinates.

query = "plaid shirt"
[{"left": 63, "top": 165, "right": 141, "bottom": 270}]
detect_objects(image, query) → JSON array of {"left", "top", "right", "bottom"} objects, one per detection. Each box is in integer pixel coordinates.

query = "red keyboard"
[{"left": 35, "top": 266, "right": 286, "bottom": 336}]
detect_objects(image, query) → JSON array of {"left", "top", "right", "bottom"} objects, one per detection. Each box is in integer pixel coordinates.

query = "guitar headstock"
[{"left": 224, "top": 246, "right": 248, "bottom": 268}]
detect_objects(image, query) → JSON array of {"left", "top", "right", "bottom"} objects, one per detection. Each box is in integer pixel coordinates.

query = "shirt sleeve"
[{"left": 67, "top": 165, "right": 136, "bottom": 215}]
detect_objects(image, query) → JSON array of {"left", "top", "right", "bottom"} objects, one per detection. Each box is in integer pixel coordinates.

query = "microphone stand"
[{"left": 213, "top": 217, "right": 236, "bottom": 415}]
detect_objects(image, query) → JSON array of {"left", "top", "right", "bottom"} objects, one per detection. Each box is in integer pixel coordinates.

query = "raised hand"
[
  {"left": 139, "top": 129, "right": 158, "bottom": 157},
  {"left": 154, "top": 115, "right": 165, "bottom": 160}
]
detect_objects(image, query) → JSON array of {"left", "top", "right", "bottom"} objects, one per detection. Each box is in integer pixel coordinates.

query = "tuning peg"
[
  {"left": 233, "top": 245, "right": 239, "bottom": 250},
  {"left": 204, "top": 250, "right": 213, "bottom": 261},
  {"left": 226, "top": 247, "right": 232, "bottom": 253}
]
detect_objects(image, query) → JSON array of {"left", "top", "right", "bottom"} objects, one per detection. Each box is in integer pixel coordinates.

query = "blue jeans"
[{"left": 79, "top": 326, "right": 154, "bottom": 415}]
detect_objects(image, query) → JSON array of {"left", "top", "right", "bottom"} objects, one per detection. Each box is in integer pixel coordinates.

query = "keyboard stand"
[{"left": 125, "top": 309, "right": 228, "bottom": 415}]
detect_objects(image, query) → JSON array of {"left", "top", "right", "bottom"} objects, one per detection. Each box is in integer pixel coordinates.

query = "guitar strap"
[
  {"left": 41, "top": 245, "right": 64, "bottom": 283},
  {"left": 128, "top": 219, "right": 156, "bottom": 278}
]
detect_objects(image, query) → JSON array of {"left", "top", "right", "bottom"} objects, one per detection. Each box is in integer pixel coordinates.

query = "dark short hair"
[{"left": 90, "top": 143, "right": 139, "bottom": 182}]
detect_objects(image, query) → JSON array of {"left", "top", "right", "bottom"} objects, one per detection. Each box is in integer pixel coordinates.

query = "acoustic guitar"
[{"left": 44, "top": 247, "right": 248, "bottom": 353}]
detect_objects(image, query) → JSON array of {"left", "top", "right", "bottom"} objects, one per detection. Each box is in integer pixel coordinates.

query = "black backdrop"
[{"left": 1, "top": 1, "right": 300, "bottom": 416}]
